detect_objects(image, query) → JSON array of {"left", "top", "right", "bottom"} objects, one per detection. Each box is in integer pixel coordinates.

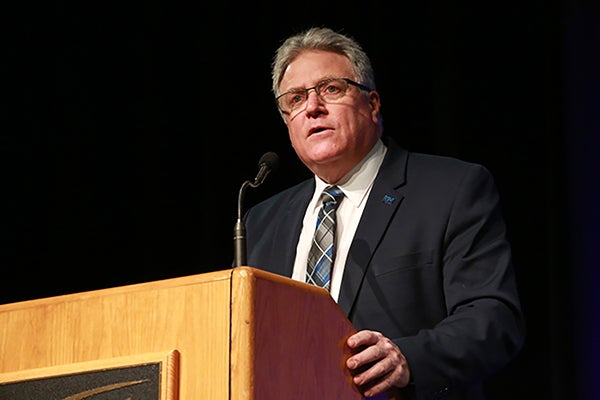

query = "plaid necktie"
[{"left": 306, "top": 185, "right": 344, "bottom": 290}]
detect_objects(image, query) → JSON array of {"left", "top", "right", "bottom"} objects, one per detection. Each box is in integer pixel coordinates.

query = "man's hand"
[{"left": 346, "top": 330, "right": 411, "bottom": 398}]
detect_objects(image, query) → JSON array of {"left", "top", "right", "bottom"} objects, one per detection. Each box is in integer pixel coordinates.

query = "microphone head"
[
  {"left": 258, "top": 151, "right": 280, "bottom": 172},
  {"left": 252, "top": 151, "right": 280, "bottom": 187}
]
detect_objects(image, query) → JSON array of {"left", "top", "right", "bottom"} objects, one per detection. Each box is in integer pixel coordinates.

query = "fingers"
[
  {"left": 346, "top": 330, "right": 388, "bottom": 368},
  {"left": 345, "top": 330, "right": 411, "bottom": 398},
  {"left": 347, "top": 329, "right": 381, "bottom": 349}
]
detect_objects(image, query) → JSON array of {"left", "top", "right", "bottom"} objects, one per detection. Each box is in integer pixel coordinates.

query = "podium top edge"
[
  {"left": 1, "top": 267, "right": 331, "bottom": 311},
  {"left": 0, "top": 268, "right": 237, "bottom": 310},
  {"left": 234, "top": 266, "right": 331, "bottom": 297}
]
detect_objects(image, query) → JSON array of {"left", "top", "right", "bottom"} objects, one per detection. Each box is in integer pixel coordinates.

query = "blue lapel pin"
[{"left": 382, "top": 194, "right": 396, "bottom": 205}]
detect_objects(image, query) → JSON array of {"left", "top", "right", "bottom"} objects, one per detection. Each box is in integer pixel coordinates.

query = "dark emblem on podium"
[{"left": 0, "top": 352, "right": 179, "bottom": 400}]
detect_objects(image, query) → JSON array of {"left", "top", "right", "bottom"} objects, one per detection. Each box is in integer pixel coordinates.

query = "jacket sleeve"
[{"left": 396, "top": 163, "right": 526, "bottom": 399}]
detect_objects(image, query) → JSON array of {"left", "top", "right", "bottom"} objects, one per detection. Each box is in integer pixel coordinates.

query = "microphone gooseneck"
[{"left": 233, "top": 152, "right": 279, "bottom": 267}]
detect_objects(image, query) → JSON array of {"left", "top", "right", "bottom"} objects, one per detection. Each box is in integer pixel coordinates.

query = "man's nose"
[{"left": 305, "top": 88, "right": 324, "bottom": 110}]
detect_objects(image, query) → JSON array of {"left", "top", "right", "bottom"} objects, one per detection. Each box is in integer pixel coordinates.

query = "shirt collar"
[{"left": 313, "top": 139, "right": 387, "bottom": 209}]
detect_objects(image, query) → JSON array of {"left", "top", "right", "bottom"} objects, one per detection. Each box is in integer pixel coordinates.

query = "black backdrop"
[{"left": 5, "top": 1, "right": 599, "bottom": 399}]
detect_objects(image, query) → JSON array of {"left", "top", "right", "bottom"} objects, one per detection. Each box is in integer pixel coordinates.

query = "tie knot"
[{"left": 321, "top": 185, "right": 344, "bottom": 209}]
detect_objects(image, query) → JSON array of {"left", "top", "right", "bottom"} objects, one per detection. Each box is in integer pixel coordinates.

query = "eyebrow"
[{"left": 282, "top": 76, "right": 338, "bottom": 93}]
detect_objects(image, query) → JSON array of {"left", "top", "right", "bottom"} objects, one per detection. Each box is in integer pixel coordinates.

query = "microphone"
[
  {"left": 233, "top": 152, "right": 280, "bottom": 267},
  {"left": 253, "top": 151, "right": 280, "bottom": 187}
]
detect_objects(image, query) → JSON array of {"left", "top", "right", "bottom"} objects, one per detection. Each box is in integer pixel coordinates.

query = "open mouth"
[{"left": 309, "top": 127, "right": 329, "bottom": 135}]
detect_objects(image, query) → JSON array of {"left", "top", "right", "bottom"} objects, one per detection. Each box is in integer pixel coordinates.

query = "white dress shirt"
[{"left": 292, "top": 139, "right": 387, "bottom": 302}]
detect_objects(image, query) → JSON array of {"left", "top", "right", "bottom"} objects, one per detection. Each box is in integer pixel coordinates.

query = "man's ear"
[{"left": 369, "top": 91, "right": 381, "bottom": 122}]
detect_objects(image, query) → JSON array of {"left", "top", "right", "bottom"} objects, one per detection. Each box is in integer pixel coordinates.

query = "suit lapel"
[
  {"left": 269, "top": 182, "right": 314, "bottom": 278},
  {"left": 338, "top": 140, "right": 408, "bottom": 316}
]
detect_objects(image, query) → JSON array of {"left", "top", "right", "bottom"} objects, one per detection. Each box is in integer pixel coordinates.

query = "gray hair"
[{"left": 271, "top": 27, "right": 377, "bottom": 98}]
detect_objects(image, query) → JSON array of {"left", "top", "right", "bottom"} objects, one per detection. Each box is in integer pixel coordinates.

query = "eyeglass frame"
[{"left": 275, "top": 77, "right": 373, "bottom": 116}]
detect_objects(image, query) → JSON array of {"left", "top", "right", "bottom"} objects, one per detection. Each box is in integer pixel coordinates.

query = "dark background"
[{"left": 4, "top": 1, "right": 599, "bottom": 399}]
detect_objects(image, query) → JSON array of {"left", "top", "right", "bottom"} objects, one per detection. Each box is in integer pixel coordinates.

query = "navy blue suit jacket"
[{"left": 244, "top": 136, "right": 525, "bottom": 399}]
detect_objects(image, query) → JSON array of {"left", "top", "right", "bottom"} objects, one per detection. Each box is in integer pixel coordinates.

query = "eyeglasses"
[{"left": 275, "top": 78, "right": 372, "bottom": 116}]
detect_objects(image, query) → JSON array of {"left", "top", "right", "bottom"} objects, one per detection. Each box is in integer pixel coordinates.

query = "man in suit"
[{"left": 244, "top": 27, "right": 525, "bottom": 400}]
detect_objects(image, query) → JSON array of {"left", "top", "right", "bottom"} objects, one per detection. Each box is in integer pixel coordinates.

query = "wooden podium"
[{"left": 0, "top": 267, "right": 364, "bottom": 399}]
